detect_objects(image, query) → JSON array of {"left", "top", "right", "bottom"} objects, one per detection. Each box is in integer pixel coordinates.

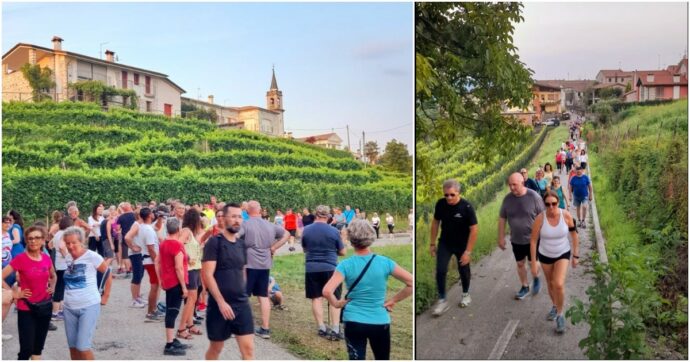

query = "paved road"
[{"left": 416, "top": 169, "right": 594, "bottom": 360}]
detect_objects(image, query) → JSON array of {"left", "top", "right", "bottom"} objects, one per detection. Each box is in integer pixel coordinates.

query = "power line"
[{"left": 365, "top": 123, "right": 412, "bottom": 134}]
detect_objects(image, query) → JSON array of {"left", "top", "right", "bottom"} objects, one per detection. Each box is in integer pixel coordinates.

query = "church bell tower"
[{"left": 266, "top": 67, "right": 283, "bottom": 112}]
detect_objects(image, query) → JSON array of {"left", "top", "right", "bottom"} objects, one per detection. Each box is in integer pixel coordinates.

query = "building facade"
[
  {"left": 2, "top": 37, "right": 185, "bottom": 116},
  {"left": 296, "top": 132, "right": 343, "bottom": 150},
  {"left": 532, "top": 82, "right": 562, "bottom": 118},
  {"left": 180, "top": 68, "right": 285, "bottom": 137}
]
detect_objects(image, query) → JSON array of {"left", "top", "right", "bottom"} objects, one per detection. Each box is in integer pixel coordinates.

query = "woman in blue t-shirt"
[{"left": 323, "top": 219, "right": 412, "bottom": 360}]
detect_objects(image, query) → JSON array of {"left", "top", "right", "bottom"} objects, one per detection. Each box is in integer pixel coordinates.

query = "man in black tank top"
[{"left": 429, "top": 179, "right": 478, "bottom": 316}]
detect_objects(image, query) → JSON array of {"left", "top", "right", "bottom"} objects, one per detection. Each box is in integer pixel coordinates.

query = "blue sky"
[{"left": 2, "top": 2, "right": 414, "bottom": 150}]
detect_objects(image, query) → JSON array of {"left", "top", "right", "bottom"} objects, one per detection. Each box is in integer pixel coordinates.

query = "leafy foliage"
[
  {"left": 2, "top": 101, "right": 411, "bottom": 220},
  {"left": 181, "top": 101, "right": 218, "bottom": 122},
  {"left": 20, "top": 63, "right": 55, "bottom": 101},
  {"left": 68, "top": 80, "right": 138, "bottom": 109},
  {"left": 416, "top": 2, "right": 534, "bottom": 163},
  {"left": 378, "top": 139, "right": 412, "bottom": 174}
]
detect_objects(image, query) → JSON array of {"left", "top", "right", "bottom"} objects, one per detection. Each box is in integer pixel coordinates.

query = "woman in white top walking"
[{"left": 529, "top": 190, "right": 579, "bottom": 334}]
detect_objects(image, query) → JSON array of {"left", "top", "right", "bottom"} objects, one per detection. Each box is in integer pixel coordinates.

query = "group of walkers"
[
  {"left": 2, "top": 197, "right": 412, "bottom": 360},
  {"left": 429, "top": 125, "right": 593, "bottom": 335}
]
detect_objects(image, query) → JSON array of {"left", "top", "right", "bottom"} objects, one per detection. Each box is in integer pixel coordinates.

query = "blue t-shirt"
[
  {"left": 336, "top": 254, "right": 396, "bottom": 325},
  {"left": 536, "top": 179, "right": 548, "bottom": 193},
  {"left": 242, "top": 210, "right": 249, "bottom": 221},
  {"left": 343, "top": 210, "right": 355, "bottom": 224},
  {"left": 570, "top": 175, "right": 591, "bottom": 199},
  {"left": 301, "top": 222, "right": 344, "bottom": 273}
]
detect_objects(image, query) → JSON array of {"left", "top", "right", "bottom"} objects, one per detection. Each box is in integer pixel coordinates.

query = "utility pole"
[
  {"left": 346, "top": 125, "right": 351, "bottom": 151},
  {"left": 362, "top": 131, "right": 366, "bottom": 165}
]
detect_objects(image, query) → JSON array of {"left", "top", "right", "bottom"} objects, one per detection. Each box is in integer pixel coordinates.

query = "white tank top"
[{"left": 538, "top": 210, "right": 570, "bottom": 258}]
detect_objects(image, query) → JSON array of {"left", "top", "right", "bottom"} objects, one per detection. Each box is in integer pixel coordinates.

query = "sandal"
[
  {"left": 187, "top": 325, "right": 203, "bottom": 336},
  {"left": 177, "top": 328, "right": 193, "bottom": 340}
]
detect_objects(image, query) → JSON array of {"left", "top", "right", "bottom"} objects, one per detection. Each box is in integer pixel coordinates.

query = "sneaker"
[
  {"left": 459, "top": 293, "right": 471, "bottom": 308},
  {"left": 124, "top": 272, "right": 132, "bottom": 279},
  {"left": 51, "top": 312, "right": 64, "bottom": 321},
  {"left": 171, "top": 338, "right": 191, "bottom": 350},
  {"left": 164, "top": 344, "right": 186, "bottom": 356},
  {"left": 288, "top": 247, "right": 295, "bottom": 252},
  {"left": 136, "top": 297, "right": 148, "bottom": 305},
  {"left": 154, "top": 310, "right": 166, "bottom": 318},
  {"left": 328, "top": 330, "right": 344, "bottom": 341},
  {"left": 515, "top": 286, "right": 530, "bottom": 300},
  {"left": 2, "top": 334, "right": 12, "bottom": 341},
  {"left": 547, "top": 306, "right": 557, "bottom": 321},
  {"left": 194, "top": 314, "right": 204, "bottom": 321},
  {"left": 255, "top": 327, "right": 271, "bottom": 339},
  {"left": 157, "top": 302, "right": 167, "bottom": 313},
  {"left": 145, "top": 312, "right": 162, "bottom": 322},
  {"left": 193, "top": 318, "right": 202, "bottom": 325},
  {"left": 48, "top": 322, "right": 58, "bottom": 331},
  {"left": 130, "top": 299, "right": 146, "bottom": 308},
  {"left": 532, "top": 277, "right": 541, "bottom": 295},
  {"left": 273, "top": 304, "right": 287, "bottom": 311},
  {"left": 431, "top": 299, "right": 449, "bottom": 316},
  {"left": 318, "top": 328, "right": 330, "bottom": 339},
  {"left": 581, "top": 221, "right": 587, "bottom": 229},
  {"left": 556, "top": 314, "right": 566, "bottom": 333},
  {"left": 196, "top": 303, "right": 207, "bottom": 313}
]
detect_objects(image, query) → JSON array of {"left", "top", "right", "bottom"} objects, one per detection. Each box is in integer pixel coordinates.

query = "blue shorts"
[
  {"left": 573, "top": 197, "right": 589, "bottom": 207},
  {"left": 64, "top": 303, "right": 101, "bottom": 351}
]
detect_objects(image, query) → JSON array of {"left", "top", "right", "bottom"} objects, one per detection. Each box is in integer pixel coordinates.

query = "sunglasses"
[
  {"left": 545, "top": 202, "right": 559, "bottom": 207},
  {"left": 444, "top": 193, "right": 457, "bottom": 197},
  {"left": 26, "top": 236, "right": 44, "bottom": 241}
]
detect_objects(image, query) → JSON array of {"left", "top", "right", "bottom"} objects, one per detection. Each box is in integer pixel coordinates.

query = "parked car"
[
  {"left": 543, "top": 118, "right": 560, "bottom": 127},
  {"left": 562, "top": 112, "right": 570, "bottom": 120}
]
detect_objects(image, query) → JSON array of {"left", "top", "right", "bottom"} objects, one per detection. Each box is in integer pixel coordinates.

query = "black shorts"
[
  {"left": 511, "top": 243, "right": 533, "bottom": 262},
  {"left": 288, "top": 229, "right": 297, "bottom": 237},
  {"left": 206, "top": 300, "right": 254, "bottom": 340},
  {"left": 305, "top": 271, "right": 342, "bottom": 299},
  {"left": 120, "top": 241, "right": 129, "bottom": 259},
  {"left": 186, "top": 270, "right": 201, "bottom": 290},
  {"left": 246, "top": 269, "right": 269, "bottom": 297},
  {"left": 53, "top": 270, "right": 65, "bottom": 302},
  {"left": 538, "top": 250, "right": 571, "bottom": 265},
  {"left": 113, "top": 238, "right": 119, "bottom": 253}
]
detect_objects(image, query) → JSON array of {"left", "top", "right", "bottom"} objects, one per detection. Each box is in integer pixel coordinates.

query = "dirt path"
[{"left": 415, "top": 168, "right": 595, "bottom": 360}]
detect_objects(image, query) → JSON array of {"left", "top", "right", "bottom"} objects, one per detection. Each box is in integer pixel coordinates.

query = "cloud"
[{"left": 354, "top": 40, "right": 408, "bottom": 60}]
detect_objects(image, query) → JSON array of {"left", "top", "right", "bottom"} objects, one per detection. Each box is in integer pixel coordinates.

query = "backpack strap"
[{"left": 344, "top": 254, "right": 376, "bottom": 299}]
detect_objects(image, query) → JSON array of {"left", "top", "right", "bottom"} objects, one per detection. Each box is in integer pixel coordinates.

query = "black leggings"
[
  {"left": 436, "top": 244, "right": 471, "bottom": 299},
  {"left": 387, "top": 224, "right": 394, "bottom": 234},
  {"left": 165, "top": 284, "right": 184, "bottom": 329},
  {"left": 373, "top": 226, "right": 380, "bottom": 239},
  {"left": 344, "top": 321, "right": 390, "bottom": 360},
  {"left": 17, "top": 310, "right": 51, "bottom": 360}
]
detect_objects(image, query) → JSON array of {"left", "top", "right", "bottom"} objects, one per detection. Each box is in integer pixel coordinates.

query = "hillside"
[{"left": 2, "top": 102, "right": 411, "bottom": 220}]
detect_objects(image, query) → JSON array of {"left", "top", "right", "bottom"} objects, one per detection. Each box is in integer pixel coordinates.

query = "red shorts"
[{"left": 144, "top": 264, "right": 159, "bottom": 285}]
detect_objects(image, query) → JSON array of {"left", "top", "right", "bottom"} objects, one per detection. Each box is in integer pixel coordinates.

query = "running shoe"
[
  {"left": 48, "top": 322, "right": 58, "bottom": 331},
  {"left": 193, "top": 318, "right": 202, "bottom": 325},
  {"left": 164, "top": 344, "right": 186, "bottom": 356},
  {"left": 130, "top": 299, "right": 146, "bottom": 308},
  {"left": 196, "top": 302, "right": 207, "bottom": 313},
  {"left": 431, "top": 299, "right": 449, "bottom": 316},
  {"left": 547, "top": 306, "right": 557, "bottom": 321},
  {"left": 581, "top": 220, "right": 587, "bottom": 229},
  {"left": 532, "top": 277, "right": 541, "bottom": 295},
  {"left": 172, "top": 338, "right": 191, "bottom": 350},
  {"left": 124, "top": 272, "right": 132, "bottom": 279},
  {"left": 145, "top": 312, "right": 162, "bottom": 322},
  {"left": 288, "top": 247, "right": 295, "bottom": 252},
  {"left": 459, "top": 293, "right": 471, "bottom": 308},
  {"left": 515, "top": 286, "right": 530, "bottom": 300},
  {"left": 136, "top": 297, "right": 148, "bottom": 305},
  {"left": 51, "top": 311, "right": 64, "bottom": 321},
  {"left": 154, "top": 310, "right": 166, "bottom": 319},
  {"left": 317, "top": 328, "right": 330, "bottom": 339},
  {"left": 328, "top": 330, "right": 344, "bottom": 341},
  {"left": 157, "top": 302, "right": 167, "bottom": 313},
  {"left": 556, "top": 314, "right": 566, "bottom": 333},
  {"left": 255, "top": 327, "right": 271, "bottom": 339}
]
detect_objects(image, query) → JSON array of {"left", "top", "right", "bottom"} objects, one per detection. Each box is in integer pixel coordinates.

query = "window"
[
  {"left": 146, "top": 101, "right": 152, "bottom": 112},
  {"left": 646, "top": 74, "right": 654, "bottom": 82},
  {"left": 145, "top": 76, "right": 151, "bottom": 94},
  {"left": 134, "top": 73, "right": 140, "bottom": 85},
  {"left": 608, "top": 78, "right": 611, "bottom": 82},
  {"left": 122, "top": 71, "right": 128, "bottom": 89},
  {"left": 674, "top": 75, "right": 680, "bottom": 83}
]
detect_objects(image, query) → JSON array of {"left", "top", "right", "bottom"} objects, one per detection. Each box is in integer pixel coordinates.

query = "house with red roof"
[{"left": 634, "top": 57, "right": 688, "bottom": 102}]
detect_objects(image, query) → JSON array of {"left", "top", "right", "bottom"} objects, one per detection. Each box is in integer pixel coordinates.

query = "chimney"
[
  {"left": 52, "top": 36, "right": 63, "bottom": 51},
  {"left": 208, "top": 95, "right": 214, "bottom": 104},
  {"left": 105, "top": 50, "right": 114, "bottom": 62}
]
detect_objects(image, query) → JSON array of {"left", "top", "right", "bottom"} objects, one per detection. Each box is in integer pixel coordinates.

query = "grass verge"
[{"left": 257, "top": 244, "right": 412, "bottom": 360}]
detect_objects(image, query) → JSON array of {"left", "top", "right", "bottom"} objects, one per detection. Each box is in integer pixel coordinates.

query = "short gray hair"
[
  {"left": 63, "top": 226, "right": 85, "bottom": 244},
  {"left": 347, "top": 219, "right": 376, "bottom": 249},
  {"left": 166, "top": 218, "right": 180, "bottom": 235},
  {"left": 315, "top": 205, "right": 330, "bottom": 218},
  {"left": 442, "top": 179, "right": 460, "bottom": 192}
]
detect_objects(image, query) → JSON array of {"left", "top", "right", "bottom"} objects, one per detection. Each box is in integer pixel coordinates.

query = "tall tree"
[
  {"left": 416, "top": 2, "right": 534, "bottom": 163},
  {"left": 363, "top": 141, "right": 379, "bottom": 165},
  {"left": 379, "top": 139, "right": 412, "bottom": 174},
  {"left": 20, "top": 63, "right": 55, "bottom": 102}
]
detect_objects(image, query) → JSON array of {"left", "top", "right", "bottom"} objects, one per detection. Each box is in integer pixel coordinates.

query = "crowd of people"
[
  {"left": 2, "top": 198, "right": 412, "bottom": 360},
  {"left": 429, "top": 123, "right": 592, "bottom": 334}
]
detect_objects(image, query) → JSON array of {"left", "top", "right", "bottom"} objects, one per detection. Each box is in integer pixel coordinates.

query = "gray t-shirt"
[
  {"left": 499, "top": 189, "right": 545, "bottom": 245},
  {"left": 237, "top": 217, "right": 285, "bottom": 269}
]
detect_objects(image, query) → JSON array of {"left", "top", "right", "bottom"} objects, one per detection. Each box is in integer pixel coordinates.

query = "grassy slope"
[
  {"left": 415, "top": 126, "right": 569, "bottom": 313},
  {"left": 261, "top": 244, "right": 412, "bottom": 360}
]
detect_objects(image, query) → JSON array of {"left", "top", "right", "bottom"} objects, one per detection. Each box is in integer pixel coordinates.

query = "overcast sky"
[
  {"left": 513, "top": 2, "right": 688, "bottom": 80},
  {"left": 3, "top": 2, "right": 413, "bottom": 150}
]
